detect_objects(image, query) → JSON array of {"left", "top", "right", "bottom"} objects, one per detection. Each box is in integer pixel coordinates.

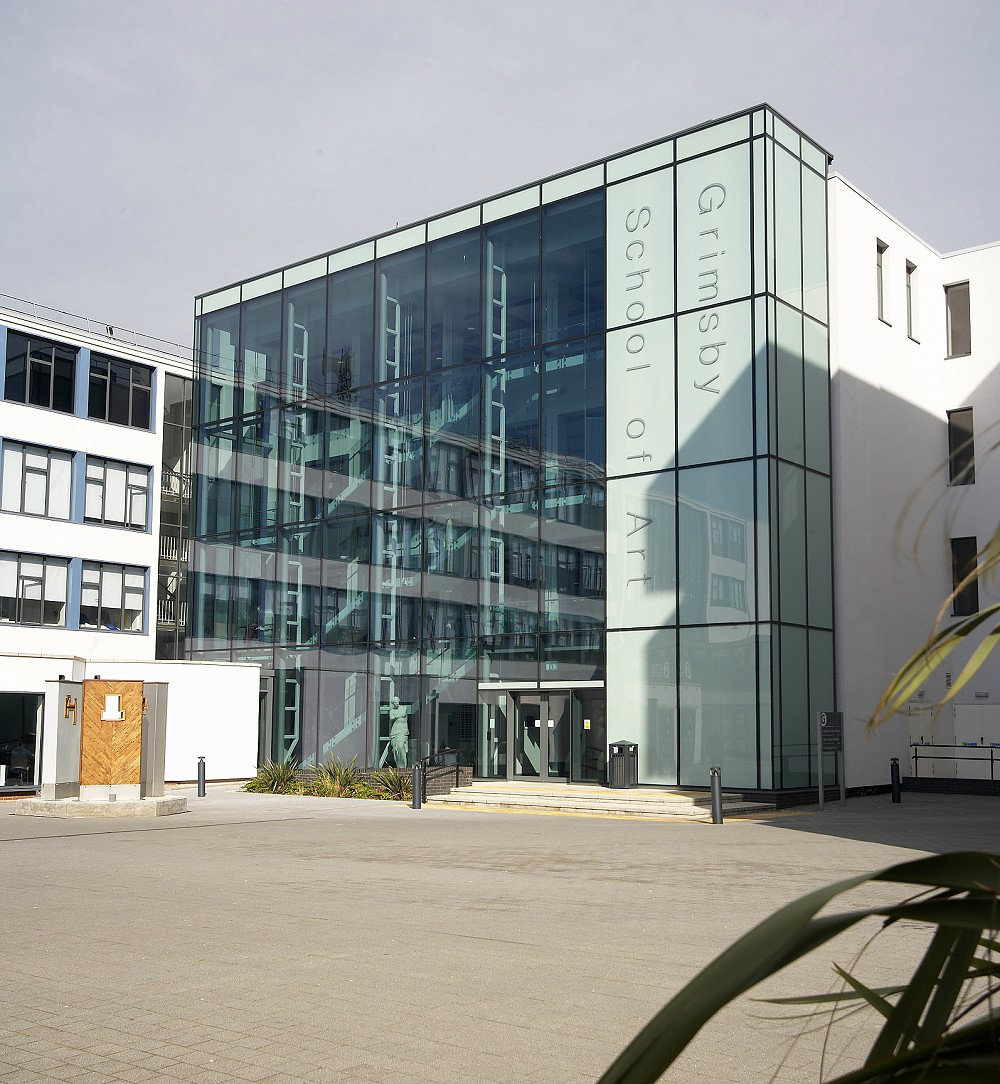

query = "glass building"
[{"left": 189, "top": 105, "right": 834, "bottom": 792}]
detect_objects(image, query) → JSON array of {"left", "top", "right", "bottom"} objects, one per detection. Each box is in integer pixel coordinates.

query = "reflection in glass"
[
  {"left": 481, "top": 490, "right": 540, "bottom": 636},
  {"left": 428, "top": 229, "right": 480, "bottom": 369},
  {"left": 679, "top": 625, "right": 757, "bottom": 788},
  {"left": 607, "top": 628, "right": 676, "bottom": 784},
  {"left": 541, "top": 483, "right": 605, "bottom": 632},
  {"left": 373, "top": 378, "right": 423, "bottom": 508},
  {"left": 424, "top": 675, "right": 477, "bottom": 764},
  {"left": 324, "top": 391, "right": 373, "bottom": 510},
  {"left": 426, "top": 364, "right": 480, "bottom": 499},
  {"left": 317, "top": 667, "right": 367, "bottom": 766},
  {"left": 282, "top": 279, "right": 326, "bottom": 400},
  {"left": 240, "top": 294, "right": 282, "bottom": 416},
  {"left": 542, "top": 191, "right": 605, "bottom": 343},
  {"left": 484, "top": 209, "right": 539, "bottom": 357},
  {"left": 541, "top": 337, "right": 605, "bottom": 484},
  {"left": 482, "top": 351, "right": 539, "bottom": 496},
  {"left": 199, "top": 306, "right": 238, "bottom": 425},
  {"left": 376, "top": 249, "right": 424, "bottom": 382},
  {"left": 328, "top": 263, "right": 374, "bottom": 391},
  {"left": 372, "top": 669, "right": 420, "bottom": 769},
  {"left": 477, "top": 691, "right": 508, "bottom": 778}
]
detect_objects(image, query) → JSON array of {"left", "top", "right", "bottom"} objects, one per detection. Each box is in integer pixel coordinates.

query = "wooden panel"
[{"left": 80, "top": 681, "right": 144, "bottom": 786}]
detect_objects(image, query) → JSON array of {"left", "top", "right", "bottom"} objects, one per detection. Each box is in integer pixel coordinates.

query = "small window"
[
  {"left": 876, "top": 240, "right": 888, "bottom": 322},
  {"left": 905, "top": 261, "right": 917, "bottom": 340},
  {"left": 0, "top": 551, "right": 69, "bottom": 626},
  {"left": 80, "top": 561, "right": 146, "bottom": 632},
  {"left": 951, "top": 537, "right": 979, "bottom": 616},
  {"left": 4, "top": 332, "right": 76, "bottom": 413},
  {"left": 88, "top": 354, "right": 153, "bottom": 429},
  {"left": 946, "top": 282, "right": 971, "bottom": 357},
  {"left": 84, "top": 456, "right": 150, "bottom": 530},
  {"left": 947, "top": 408, "right": 975, "bottom": 486},
  {"left": 1, "top": 442, "right": 73, "bottom": 518}
]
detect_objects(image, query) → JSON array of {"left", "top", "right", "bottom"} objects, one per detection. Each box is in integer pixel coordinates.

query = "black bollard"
[
  {"left": 890, "top": 757, "right": 901, "bottom": 804},
  {"left": 411, "top": 763, "right": 421, "bottom": 810},
  {"left": 710, "top": 765, "right": 723, "bottom": 824},
  {"left": 197, "top": 756, "right": 206, "bottom": 798}
]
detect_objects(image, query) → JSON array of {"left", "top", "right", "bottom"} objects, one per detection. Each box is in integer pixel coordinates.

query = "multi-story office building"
[
  {"left": 190, "top": 105, "right": 836, "bottom": 795},
  {"left": 0, "top": 298, "right": 257, "bottom": 792}
]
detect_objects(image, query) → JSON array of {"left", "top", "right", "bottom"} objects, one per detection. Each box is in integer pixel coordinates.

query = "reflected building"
[{"left": 190, "top": 105, "right": 834, "bottom": 793}]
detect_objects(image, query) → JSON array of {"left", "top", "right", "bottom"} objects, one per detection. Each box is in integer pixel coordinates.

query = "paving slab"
[{"left": 1, "top": 785, "right": 997, "bottom": 1082}]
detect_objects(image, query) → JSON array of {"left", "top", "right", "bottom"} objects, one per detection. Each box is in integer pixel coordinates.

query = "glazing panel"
[
  {"left": 571, "top": 689, "right": 607, "bottom": 783},
  {"left": 774, "top": 146, "right": 802, "bottom": 310},
  {"left": 773, "top": 116, "right": 800, "bottom": 156},
  {"left": 423, "top": 594, "right": 479, "bottom": 646},
  {"left": 279, "top": 405, "right": 324, "bottom": 526},
  {"left": 606, "top": 167, "right": 674, "bottom": 329},
  {"left": 756, "top": 458, "right": 771, "bottom": 622},
  {"left": 801, "top": 165, "right": 828, "bottom": 324},
  {"left": 282, "top": 278, "right": 326, "bottom": 400},
  {"left": 423, "top": 676, "right": 477, "bottom": 764},
  {"left": 372, "top": 509, "right": 422, "bottom": 572},
  {"left": 679, "top": 625, "right": 757, "bottom": 789},
  {"left": 606, "top": 140, "right": 673, "bottom": 184},
  {"left": 237, "top": 410, "right": 280, "bottom": 532},
  {"left": 480, "top": 634, "right": 538, "bottom": 684},
  {"left": 804, "top": 319, "right": 830, "bottom": 473},
  {"left": 196, "top": 427, "right": 237, "bottom": 536},
  {"left": 376, "top": 248, "right": 424, "bottom": 381},
  {"left": 677, "top": 300, "right": 753, "bottom": 465},
  {"left": 322, "top": 572, "right": 369, "bottom": 648},
  {"left": 199, "top": 306, "right": 238, "bottom": 424},
  {"left": 541, "top": 482, "right": 605, "bottom": 633},
  {"left": 369, "top": 587, "right": 421, "bottom": 643},
  {"left": 776, "top": 302, "right": 804, "bottom": 464},
  {"left": 676, "top": 115, "right": 749, "bottom": 160},
  {"left": 514, "top": 694, "right": 542, "bottom": 778},
  {"left": 754, "top": 295, "right": 768, "bottom": 453},
  {"left": 806, "top": 472, "right": 833, "bottom": 629},
  {"left": 606, "top": 318, "right": 675, "bottom": 477},
  {"left": 542, "top": 336, "right": 604, "bottom": 485},
  {"left": 808, "top": 629, "right": 836, "bottom": 784},
  {"left": 426, "top": 363, "right": 480, "bottom": 499},
  {"left": 606, "top": 471, "right": 676, "bottom": 629},
  {"left": 540, "top": 630, "right": 604, "bottom": 681},
  {"left": 752, "top": 138, "right": 765, "bottom": 294},
  {"left": 758, "top": 625, "right": 773, "bottom": 788},
  {"left": 373, "top": 378, "right": 423, "bottom": 509},
  {"left": 480, "top": 490, "right": 540, "bottom": 636},
  {"left": 482, "top": 351, "right": 539, "bottom": 497},
  {"left": 328, "top": 263, "right": 374, "bottom": 391},
  {"left": 371, "top": 668, "right": 421, "bottom": 769},
  {"left": 801, "top": 139, "right": 826, "bottom": 175},
  {"left": 678, "top": 461, "right": 755, "bottom": 625},
  {"left": 477, "top": 690, "right": 509, "bottom": 778},
  {"left": 273, "top": 666, "right": 316, "bottom": 765},
  {"left": 606, "top": 627, "right": 676, "bottom": 785},
  {"left": 323, "top": 391, "right": 374, "bottom": 508},
  {"left": 317, "top": 668, "right": 367, "bottom": 767},
  {"left": 423, "top": 499, "right": 479, "bottom": 600},
  {"left": 542, "top": 190, "right": 604, "bottom": 343},
  {"left": 428, "top": 229, "right": 480, "bottom": 370},
  {"left": 777, "top": 462, "right": 807, "bottom": 625},
  {"left": 483, "top": 210, "right": 539, "bottom": 357},
  {"left": 240, "top": 293, "right": 282, "bottom": 416},
  {"left": 676, "top": 143, "right": 751, "bottom": 312},
  {"left": 778, "top": 624, "right": 810, "bottom": 787}
]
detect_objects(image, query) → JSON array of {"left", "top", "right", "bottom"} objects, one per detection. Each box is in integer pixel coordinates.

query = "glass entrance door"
[{"left": 512, "top": 693, "right": 570, "bottom": 781}]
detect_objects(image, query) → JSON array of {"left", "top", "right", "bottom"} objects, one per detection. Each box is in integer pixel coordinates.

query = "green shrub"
[
  {"left": 308, "top": 754, "right": 361, "bottom": 797},
  {"left": 243, "top": 758, "right": 301, "bottom": 794},
  {"left": 372, "top": 766, "right": 413, "bottom": 801}
]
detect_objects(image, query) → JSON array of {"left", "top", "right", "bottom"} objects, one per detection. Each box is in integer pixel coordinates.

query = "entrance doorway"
[{"left": 477, "top": 688, "right": 607, "bottom": 783}]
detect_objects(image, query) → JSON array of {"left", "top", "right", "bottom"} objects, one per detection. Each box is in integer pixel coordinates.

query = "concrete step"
[{"left": 425, "top": 784, "right": 772, "bottom": 820}]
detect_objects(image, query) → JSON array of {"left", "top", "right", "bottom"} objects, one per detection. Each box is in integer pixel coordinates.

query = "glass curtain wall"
[{"left": 191, "top": 106, "right": 833, "bottom": 790}]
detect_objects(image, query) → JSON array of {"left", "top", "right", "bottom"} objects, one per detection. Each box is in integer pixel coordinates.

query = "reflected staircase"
[{"left": 424, "top": 781, "right": 773, "bottom": 820}]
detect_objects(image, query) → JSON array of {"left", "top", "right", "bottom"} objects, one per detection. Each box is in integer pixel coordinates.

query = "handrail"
[
  {"left": 910, "top": 742, "right": 998, "bottom": 781},
  {"left": 418, "top": 748, "right": 461, "bottom": 800}
]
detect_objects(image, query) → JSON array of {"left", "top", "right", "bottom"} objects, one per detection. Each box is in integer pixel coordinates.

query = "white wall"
[
  {"left": 829, "top": 175, "right": 1000, "bottom": 787},
  {"left": 81, "top": 660, "right": 260, "bottom": 781}
]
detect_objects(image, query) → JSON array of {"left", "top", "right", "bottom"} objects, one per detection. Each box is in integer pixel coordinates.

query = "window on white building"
[
  {"left": 945, "top": 282, "right": 971, "bottom": 357},
  {"left": 951, "top": 537, "right": 979, "bottom": 616},
  {"left": 0, "top": 551, "right": 69, "bottom": 626},
  {"left": 4, "top": 332, "right": 77, "bottom": 413},
  {"left": 84, "top": 457, "right": 150, "bottom": 530},
  {"left": 876, "top": 240, "right": 888, "bottom": 322},
  {"left": 88, "top": 354, "right": 153, "bottom": 429},
  {"left": 80, "top": 561, "right": 146, "bottom": 632},
  {"left": 1, "top": 442, "right": 72, "bottom": 518},
  {"left": 905, "top": 261, "right": 917, "bottom": 340},
  {"left": 947, "top": 408, "right": 975, "bottom": 486}
]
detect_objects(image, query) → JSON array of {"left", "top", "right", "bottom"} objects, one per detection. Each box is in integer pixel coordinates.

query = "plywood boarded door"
[{"left": 80, "top": 680, "right": 144, "bottom": 785}]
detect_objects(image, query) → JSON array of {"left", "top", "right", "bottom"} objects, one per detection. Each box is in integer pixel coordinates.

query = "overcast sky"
[{"left": 3, "top": 0, "right": 998, "bottom": 348}]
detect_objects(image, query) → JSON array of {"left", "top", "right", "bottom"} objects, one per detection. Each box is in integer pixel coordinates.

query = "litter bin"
[{"left": 608, "top": 740, "right": 638, "bottom": 789}]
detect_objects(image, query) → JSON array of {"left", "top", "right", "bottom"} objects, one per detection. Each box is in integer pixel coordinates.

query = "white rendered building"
[
  {"left": 829, "top": 176, "right": 1000, "bottom": 790},
  {"left": 0, "top": 297, "right": 259, "bottom": 789}
]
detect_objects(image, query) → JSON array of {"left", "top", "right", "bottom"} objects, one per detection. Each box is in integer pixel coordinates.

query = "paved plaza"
[{"left": 2, "top": 789, "right": 997, "bottom": 1083}]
